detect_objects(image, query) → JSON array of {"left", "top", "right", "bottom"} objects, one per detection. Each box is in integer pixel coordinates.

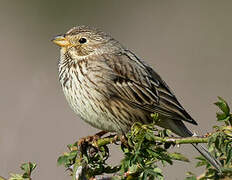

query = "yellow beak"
[{"left": 52, "top": 35, "right": 70, "bottom": 47}]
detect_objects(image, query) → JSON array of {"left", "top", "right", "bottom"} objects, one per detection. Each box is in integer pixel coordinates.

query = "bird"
[{"left": 52, "top": 25, "right": 221, "bottom": 171}]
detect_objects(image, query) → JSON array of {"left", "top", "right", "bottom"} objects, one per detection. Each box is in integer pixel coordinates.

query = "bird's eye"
[{"left": 79, "top": 37, "right": 87, "bottom": 44}]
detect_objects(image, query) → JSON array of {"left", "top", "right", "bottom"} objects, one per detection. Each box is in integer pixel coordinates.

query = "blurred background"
[{"left": 1, "top": 0, "right": 232, "bottom": 179}]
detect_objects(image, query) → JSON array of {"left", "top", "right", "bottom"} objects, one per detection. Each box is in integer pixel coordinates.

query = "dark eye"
[{"left": 79, "top": 37, "right": 87, "bottom": 44}]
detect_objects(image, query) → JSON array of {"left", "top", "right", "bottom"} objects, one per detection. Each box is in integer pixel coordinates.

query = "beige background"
[{"left": 1, "top": 0, "right": 232, "bottom": 179}]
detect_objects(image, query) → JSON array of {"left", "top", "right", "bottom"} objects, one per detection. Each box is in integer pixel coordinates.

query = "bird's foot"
[
  {"left": 77, "top": 131, "right": 107, "bottom": 148},
  {"left": 104, "top": 134, "right": 128, "bottom": 147},
  {"left": 116, "top": 134, "right": 126, "bottom": 142},
  {"left": 119, "top": 134, "right": 129, "bottom": 147}
]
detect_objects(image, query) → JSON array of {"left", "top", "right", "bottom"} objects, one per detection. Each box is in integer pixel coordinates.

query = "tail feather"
[
  {"left": 157, "top": 119, "right": 222, "bottom": 172},
  {"left": 192, "top": 143, "right": 222, "bottom": 173}
]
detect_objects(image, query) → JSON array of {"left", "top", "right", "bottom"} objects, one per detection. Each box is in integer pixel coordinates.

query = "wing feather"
[{"left": 102, "top": 50, "right": 197, "bottom": 125}]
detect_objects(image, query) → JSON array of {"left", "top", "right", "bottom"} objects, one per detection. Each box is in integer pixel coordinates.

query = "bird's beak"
[{"left": 52, "top": 35, "right": 70, "bottom": 47}]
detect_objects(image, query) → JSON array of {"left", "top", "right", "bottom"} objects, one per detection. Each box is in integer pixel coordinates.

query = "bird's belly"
[
  {"left": 59, "top": 65, "right": 151, "bottom": 134},
  {"left": 62, "top": 81, "right": 128, "bottom": 133}
]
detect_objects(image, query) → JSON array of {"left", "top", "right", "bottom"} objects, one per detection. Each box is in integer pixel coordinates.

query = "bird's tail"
[
  {"left": 157, "top": 119, "right": 222, "bottom": 172},
  {"left": 192, "top": 143, "right": 221, "bottom": 172}
]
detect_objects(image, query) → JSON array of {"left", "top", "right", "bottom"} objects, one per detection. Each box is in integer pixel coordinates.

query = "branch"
[
  {"left": 94, "top": 124, "right": 232, "bottom": 148},
  {"left": 95, "top": 132, "right": 211, "bottom": 148}
]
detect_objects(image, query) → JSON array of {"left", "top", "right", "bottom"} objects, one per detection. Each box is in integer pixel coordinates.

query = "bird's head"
[{"left": 52, "top": 25, "right": 121, "bottom": 61}]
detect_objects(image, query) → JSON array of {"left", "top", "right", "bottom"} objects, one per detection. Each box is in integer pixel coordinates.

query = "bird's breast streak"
[{"left": 59, "top": 62, "right": 124, "bottom": 132}]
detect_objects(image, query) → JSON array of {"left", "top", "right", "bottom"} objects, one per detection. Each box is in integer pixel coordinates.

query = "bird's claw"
[{"left": 77, "top": 131, "right": 107, "bottom": 148}]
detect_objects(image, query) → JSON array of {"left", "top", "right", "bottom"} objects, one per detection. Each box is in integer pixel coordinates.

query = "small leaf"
[
  {"left": 20, "top": 163, "right": 30, "bottom": 174},
  {"left": 68, "top": 150, "right": 78, "bottom": 160},
  {"left": 186, "top": 171, "right": 196, "bottom": 176},
  {"left": 128, "top": 164, "right": 138, "bottom": 174},
  {"left": 22, "top": 173, "right": 29, "bottom": 179},
  {"left": 196, "top": 161, "right": 208, "bottom": 167},
  {"left": 184, "top": 176, "right": 197, "bottom": 180},
  {"left": 216, "top": 112, "right": 227, "bottom": 121},
  {"left": 222, "top": 167, "right": 232, "bottom": 173},
  {"left": 151, "top": 113, "right": 159, "bottom": 122},
  {"left": 9, "top": 174, "right": 24, "bottom": 180},
  {"left": 67, "top": 144, "right": 73, "bottom": 150},
  {"left": 215, "top": 97, "right": 230, "bottom": 115},
  {"left": 195, "top": 156, "right": 208, "bottom": 167},
  {"left": 57, "top": 155, "right": 68, "bottom": 166},
  {"left": 195, "top": 156, "right": 207, "bottom": 161},
  {"left": 226, "top": 147, "right": 232, "bottom": 165},
  {"left": 169, "top": 152, "right": 189, "bottom": 162},
  {"left": 145, "top": 132, "right": 155, "bottom": 141},
  {"left": 217, "top": 113, "right": 230, "bottom": 122},
  {"left": 20, "top": 162, "right": 36, "bottom": 178}
]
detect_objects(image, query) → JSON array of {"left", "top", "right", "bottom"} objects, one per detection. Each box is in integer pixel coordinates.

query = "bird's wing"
[{"left": 102, "top": 50, "right": 197, "bottom": 125}]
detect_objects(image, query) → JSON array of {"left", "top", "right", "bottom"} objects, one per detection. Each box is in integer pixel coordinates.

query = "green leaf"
[
  {"left": 151, "top": 113, "right": 159, "bottom": 121},
  {"left": 195, "top": 156, "right": 208, "bottom": 167},
  {"left": 128, "top": 164, "right": 138, "bottom": 174},
  {"left": 9, "top": 174, "right": 24, "bottom": 180},
  {"left": 216, "top": 112, "right": 227, "bottom": 121},
  {"left": 67, "top": 144, "right": 73, "bottom": 150},
  {"left": 20, "top": 163, "right": 30, "bottom": 174},
  {"left": 196, "top": 160, "right": 208, "bottom": 168},
  {"left": 68, "top": 150, "right": 78, "bottom": 160},
  {"left": 57, "top": 155, "right": 68, "bottom": 166},
  {"left": 169, "top": 152, "right": 189, "bottom": 162},
  {"left": 21, "top": 162, "right": 36, "bottom": 172},
  {"left": 145, "top": 168, "right": 163, "bottom": 177},
  {"left": 226, "top": 147, "right": 232, "bottom": 165},
  {"left": 145, "top": 131, "right": 155, "bottom": 141},
  {"left": 222, "top": 167, "right": 232, "bottom": 173},
  {"left": 20, "top": 162, "right": 36, "bottom": 178},
  {"left": 184, "top": 176, "right": 197, "bottom": 180},
  {"left": 215, "top": 97, "right": 230, "bottom": 115}
]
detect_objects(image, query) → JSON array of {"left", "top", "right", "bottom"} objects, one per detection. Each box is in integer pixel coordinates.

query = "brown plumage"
[{"left": 52, "top": 25, "right": 221, "bottom": 171}]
